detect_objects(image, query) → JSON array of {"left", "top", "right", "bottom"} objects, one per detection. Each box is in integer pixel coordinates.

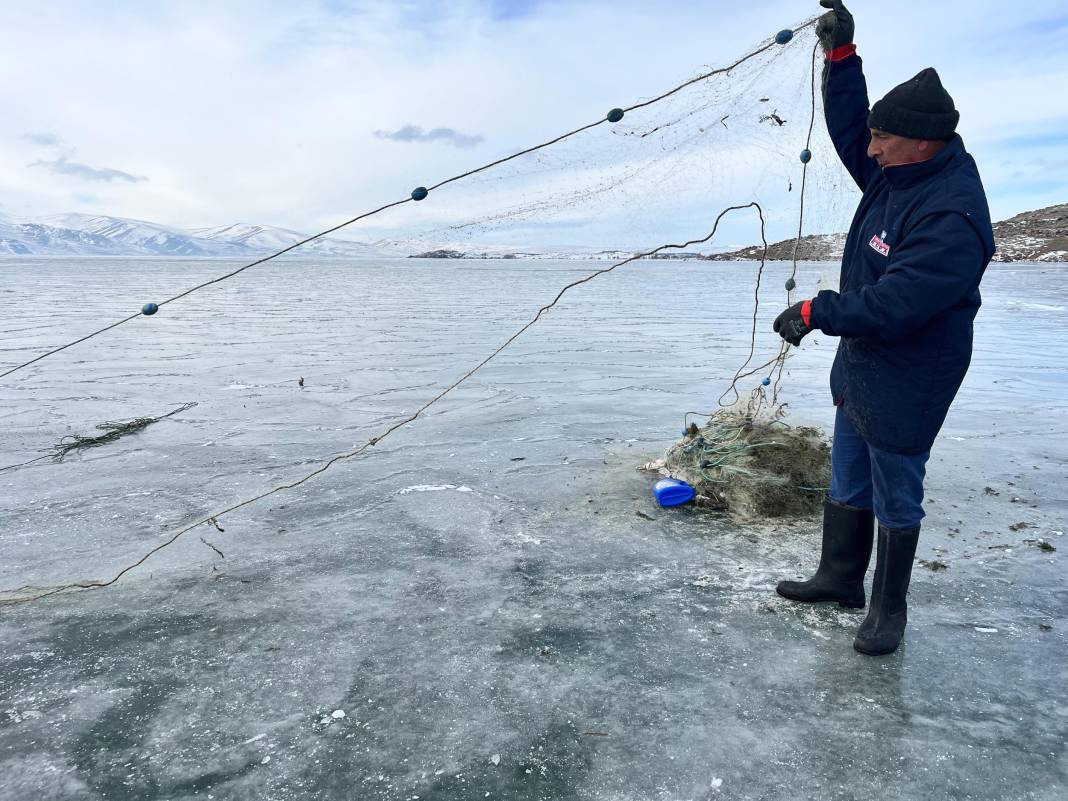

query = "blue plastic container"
[{"left": 653, "top": 478, "right": 696, "bottom": 507}]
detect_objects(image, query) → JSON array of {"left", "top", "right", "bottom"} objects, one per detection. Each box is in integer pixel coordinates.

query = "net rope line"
[
  {"left": 0, "top": 17, "right": 820, "bottom": 384},
  {"left": 772, "top": 41, "right": 823, "bottom": 405},
  {"left": 711, "top": 40, "right": 822, "bottom": 415},
  {"left": 0, "top": 202, "right": 772, "bottom": 606}
]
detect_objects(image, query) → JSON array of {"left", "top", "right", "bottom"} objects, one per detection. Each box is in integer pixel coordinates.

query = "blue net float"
[
  {"left": 411, "top": 186, "right": 429, "bottom": 201},
  {"left": 142, "top": 303, "right": 159, "bottom": 316},
  {"left": 785, "top": 277, "right": 797, "bottom": 291},
  {"left": 607, "top": 108, "right": 624, "bottom": 123},
  {"left": 800, "top": 148, "right": 812, "bottom": 164},
  {"left": 653, "top": 478, "right": 696, "bottom": 507},
  {"left": 775, "top": 29, "right": 793, "bottom": 45}
]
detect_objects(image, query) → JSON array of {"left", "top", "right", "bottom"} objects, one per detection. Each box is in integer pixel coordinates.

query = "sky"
[{"left": 2, "top": 0, "right": 1067, "bottom": 245}]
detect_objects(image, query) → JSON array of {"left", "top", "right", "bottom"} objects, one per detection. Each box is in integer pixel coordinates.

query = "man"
[{"left": 772, "top": 0, "right": 995, "bottom": 655}]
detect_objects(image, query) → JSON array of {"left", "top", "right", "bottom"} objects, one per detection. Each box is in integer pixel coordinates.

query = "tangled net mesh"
[
  {"left": 657, "top": 406, "right": 831, "bottom": 520},
  {"left": 360, "top": 22, "right": 854, "bottom": 257}
]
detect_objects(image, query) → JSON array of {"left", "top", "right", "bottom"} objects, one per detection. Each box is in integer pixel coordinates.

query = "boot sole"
[
  {"left": 775, "top": 587, "right": 865, "bottom": 609},
  {"left": 853, "top": 641, "right": 900, "bottom": 656}
]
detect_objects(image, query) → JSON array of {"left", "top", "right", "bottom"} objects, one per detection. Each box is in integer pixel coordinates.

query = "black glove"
[
  {"left": 773, "top": 301, "right": 813, "bottom": 346},
  {"left": 816, "top": 0, "right": 854, "bottom": 52}
]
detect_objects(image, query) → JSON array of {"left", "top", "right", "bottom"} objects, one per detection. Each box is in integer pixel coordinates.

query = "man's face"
[{"left": 867, "top": 129, "right": 931, "bottom": 168}]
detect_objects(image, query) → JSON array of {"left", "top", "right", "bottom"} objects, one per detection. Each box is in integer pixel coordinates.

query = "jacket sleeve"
[
  {"left": 824, "top": 53, "right": 879, "bottom": 192},
  {"left": 810, "top": 212, "right": 986, "bottom": 340}
]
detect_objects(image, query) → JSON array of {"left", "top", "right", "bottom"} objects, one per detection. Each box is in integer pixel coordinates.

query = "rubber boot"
[
  {"left": 853, "top": 524, "right": 920, "bottom": 656},
  {"left": 776, "top": 497, "right": 875, "bottom": 609}
]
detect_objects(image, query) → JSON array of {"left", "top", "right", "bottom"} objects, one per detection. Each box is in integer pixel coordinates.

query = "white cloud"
[
  {"left": 29, "top": 155, "right": 147, "bottom": 183},
  {"left": 0, "top": 0, "right": 1065, "bottom": 239},
  {"left": 374, "top": 125, "right": 485, "bottom": 148},
  {"left": 22, "top": 131, "right": 63, "bottom": 146}
]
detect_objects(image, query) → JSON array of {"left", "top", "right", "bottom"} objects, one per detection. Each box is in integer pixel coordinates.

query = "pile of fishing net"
[{"left": 650, "top": 407, "right": 831, "bottom": 519}]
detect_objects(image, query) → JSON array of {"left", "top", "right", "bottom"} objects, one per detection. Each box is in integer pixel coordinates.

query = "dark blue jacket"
[{"left": 811, "top": 53, "right": 996, "bottom": 455}]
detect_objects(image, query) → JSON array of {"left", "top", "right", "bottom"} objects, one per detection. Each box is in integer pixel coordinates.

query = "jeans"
[{"left": 828, "top": 405, "right": 931, "bottom": 530}]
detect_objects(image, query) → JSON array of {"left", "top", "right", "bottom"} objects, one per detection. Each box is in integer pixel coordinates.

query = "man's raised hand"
[{"left": 816, "top": 0, "right": 854, "bottom": 52}]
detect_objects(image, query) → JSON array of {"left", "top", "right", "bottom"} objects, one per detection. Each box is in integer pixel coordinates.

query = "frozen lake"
[{"left": 1, "top": 257, "right": 1066, "bottom": 800}]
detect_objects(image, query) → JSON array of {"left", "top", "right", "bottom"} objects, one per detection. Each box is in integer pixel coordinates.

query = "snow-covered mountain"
[
  {"left": 0, "top": 218, "right": 116, "bottom": 256},
  {"left": 37, "top": 214, "right": 220, "bottom": 256},
  {"left": 191, "top": 222, "right": 308, "bottom": 251},
  {"left": 0, "top": 213, "right": 381, "bottom": 258},
  {"left": 190, "top": 222, "right": 381, "bottom": 258}
]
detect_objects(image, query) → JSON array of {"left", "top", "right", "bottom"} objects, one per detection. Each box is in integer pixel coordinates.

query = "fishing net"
[
  {"left": 361, "top": 24, "right": 854, "bottom": 259},
  {"left": 355, "top": 20, "right": 848, "bottom": 517},
  {"left": 650, "top": 408, "right": 832, "bottom": 520},
  {"left": 363, "top": 22, "right": 850, "bottom": 524},
  {"left": 1, "top": 19, "right": 851, "bottom": 604},
  {"left": 358, "top": 21, "right": 852, "bottom": 519}
]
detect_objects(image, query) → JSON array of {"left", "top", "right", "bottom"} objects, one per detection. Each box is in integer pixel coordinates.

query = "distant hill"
[
  {"left": 706, "top": 233, "right": 847, "bottom": 262},
  {"left": 0, "top": 213, "right": 379, "bottom": 258},
  {"left": 705, "top": 203, "right": 1068, "bottom": 263},
  {"left": 3, "top": 204, "right": 1066, "bottom": 262},
  {"left": 991, "top": 204, "right": 1068, "bottom": 262}
]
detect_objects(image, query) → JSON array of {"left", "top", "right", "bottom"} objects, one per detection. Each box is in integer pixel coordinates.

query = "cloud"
[
  {"left": 374, "top": 125, "right": 485, "bottom": 148},
  {"left": 487, "top": 0, "right": 542, "bottom": 21},
  {"left": 29, "top": 156, "right": 146, "bottom": 183},
  {"left": 23, "top": 132, "right": 63, "bottom": 146}
]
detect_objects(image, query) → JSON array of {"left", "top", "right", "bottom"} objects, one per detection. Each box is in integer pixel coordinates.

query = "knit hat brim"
[{"left": 869, "top": 100, "right": 959, "bottom": 141}]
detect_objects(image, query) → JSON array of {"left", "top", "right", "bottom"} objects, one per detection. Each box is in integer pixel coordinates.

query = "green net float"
[
  {"left": 607, "top": 108, "right": 624, "bottom": 123},
  {"left": 785, "top": 278, "right": 796, "bottom": 291}
]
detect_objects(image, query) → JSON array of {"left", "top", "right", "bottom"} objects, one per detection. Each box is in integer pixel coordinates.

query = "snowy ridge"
[
  {"left": 0, "top": 213, "right": 381, "bottom": 258},
  {"left": 191, "top": 222, "right": 381, "bottom": 258}
]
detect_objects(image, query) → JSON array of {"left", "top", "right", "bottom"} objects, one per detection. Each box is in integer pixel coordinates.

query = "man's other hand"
[
  {"left": 774, "top": 300, "right": 814, "bottom": 346},
  {"left": 817, "top": 0, "right": 854, "bottom": 52}
]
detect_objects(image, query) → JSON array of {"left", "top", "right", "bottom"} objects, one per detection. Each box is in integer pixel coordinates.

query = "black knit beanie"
[{"left": 868, "top": 67, "right": 959, "bottom": 141}]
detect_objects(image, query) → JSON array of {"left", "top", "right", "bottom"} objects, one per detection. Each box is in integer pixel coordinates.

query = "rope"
[
  {"left": 709, "top": 38, "right": 821, "bottom": 415},
  {"left": 0, "top": 204, "right": 771, "bottom": 606},
  {"left": 772, "top": 41, "right": 822, "bottom": 406},
  {"left": 0, "top": 17, "right": 820, "bottom": 384},
  {"left": 677, "top": 42, "right": 824, "bottom": 500}
]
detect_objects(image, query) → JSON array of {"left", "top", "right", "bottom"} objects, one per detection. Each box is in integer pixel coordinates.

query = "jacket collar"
[{"left": 882, "top": 135, "right": 964, "bottom": 190}]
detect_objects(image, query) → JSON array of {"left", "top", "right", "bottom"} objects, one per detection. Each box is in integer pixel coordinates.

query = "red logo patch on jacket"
[{"left": 869, "top": 231, "right": 890, "bottom": 257}]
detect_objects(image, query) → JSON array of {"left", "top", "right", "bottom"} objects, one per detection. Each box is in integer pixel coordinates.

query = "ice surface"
[{"left": 0, "top": 257, "right": 1065, "bottom": 800}]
